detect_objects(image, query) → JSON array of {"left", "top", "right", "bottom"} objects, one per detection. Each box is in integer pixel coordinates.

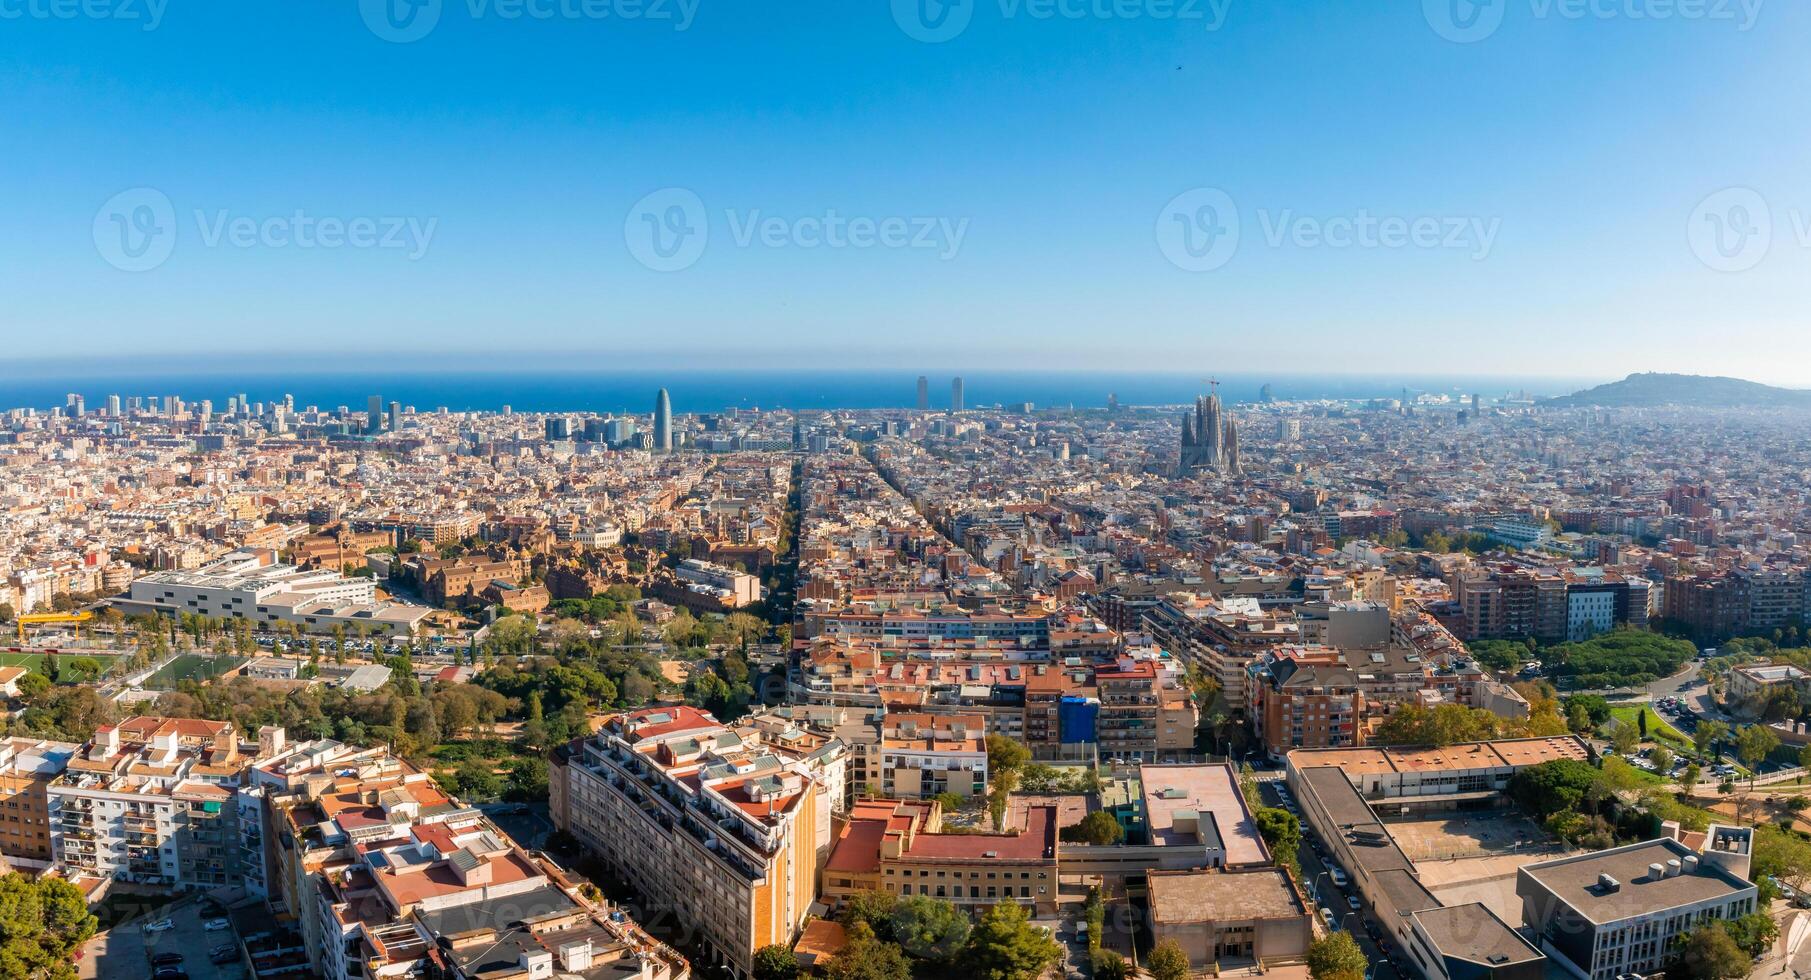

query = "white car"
[
  {"left": 204, "top": 918, "right": 231, "bottom": 931},
  {"left": 145, "top": 918, "right": 175, "bottom": 933}
]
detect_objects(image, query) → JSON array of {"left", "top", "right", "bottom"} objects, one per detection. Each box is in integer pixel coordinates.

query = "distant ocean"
[{"left": 0, "top": 369, "right": 1592, "bottom": 415}]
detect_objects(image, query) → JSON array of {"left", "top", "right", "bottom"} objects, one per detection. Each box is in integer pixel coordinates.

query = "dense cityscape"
[{"left": 3, "top": 375, "right": 1811, "bottom": 980}]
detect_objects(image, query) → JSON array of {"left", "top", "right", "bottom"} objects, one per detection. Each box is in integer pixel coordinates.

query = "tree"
[
  {"left": 1060, "top": 811, "right": 1125, "bottom": 846},
  {"left": 1145, "top": 939, "right": 1191, "bottom": 980},
  {"left": 0, "top": 873, "right": 97, "bottom": 980},
  {"left": 1736, "top": 725, "right": 1781, "bottom": 788},
  {"left": 1091, "top": 950, "right": 1128, "bottom": 980},
  {"left": 1238, "top": 762, "right": 1261, "bottom": 810},
  {"left": 1679, "top": 762, "right": 1701, "bottom": 797},
  {"left": 1671, "top": 923, "right": 1751, "bottom": 980},
  {"left": 1507, "top": 759, "right": 1600, "bottom": 819},
  {"left": 986, "top": 734, "right": 1030, "bottom": 775},
  {"left": 1650, "top": 746, "right": 1674, "bottom": 774},
  {"left": 449, "top": 758, "right": 502, "bottom": 802},
  {"left": 753, "top": 944, "right": 800, "bottom": 980},
  {"left": 1609, "top": 720, "right": 1639, "bottom": 756},
  {"left": 1799, "top": 742, "right": 1811, "bottom": 774},
  {"left": 1694, "top": 719, "right": 1729, "bottom": 756},
  {"left": 823, "top": 921, "right": 911, "bottom": 980},
  {"left": 1723, "top": 911, "right": 1779, "bottom": 957},
  {"left": 963, "top": 901, "right": 1060, "bottom": 980},
  {"left": 1253, "top": 806, "right": 1302, "bottom": 875},
  {"left": 891, "top": 895, "right": 970, "bottom": 963},
  {"left": 1306, "top": 931, "right": 1367, "bottom": 980},
  {"left": 838, "top": 890, "right": 899, "bottom": 938}
]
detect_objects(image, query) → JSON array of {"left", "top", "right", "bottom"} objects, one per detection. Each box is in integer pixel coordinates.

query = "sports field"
[
  {"left": 141, "top": 654, "right": 245, "bottom": 689},
  {"left": 0, "top": 652, "right": 120, "bottom": 676}
]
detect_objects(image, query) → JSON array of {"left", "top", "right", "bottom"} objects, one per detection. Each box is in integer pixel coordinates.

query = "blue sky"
[{"left": 3, "top": 0, "right": 1807, "bottom": 380}]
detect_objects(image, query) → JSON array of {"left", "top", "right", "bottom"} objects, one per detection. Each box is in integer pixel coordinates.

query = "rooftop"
[
  {"left": 1147, "top": 867, "right": 1306, "bottom": 924},
  {"left": 1519, "top": 838, "right": 1756, "bottom": 923}
]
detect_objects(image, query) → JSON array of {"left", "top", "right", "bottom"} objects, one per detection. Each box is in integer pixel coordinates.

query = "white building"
[
  {"left": 117, "top": 548, "right": 431, "bottom": 635},
  {"left": 1566, "top": 589, "right": 1617, "bottom": 641},
  {"left": 675, "top": 558, "right": 763, "bottom": 608},
  {"left": 1517, "top": 830, "right": 1758, "bottom": 980}
]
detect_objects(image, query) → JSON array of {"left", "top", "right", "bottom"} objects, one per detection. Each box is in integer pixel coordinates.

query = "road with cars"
[{"left": 1260, "top": 781, "right": 1403, "bottom": 980}]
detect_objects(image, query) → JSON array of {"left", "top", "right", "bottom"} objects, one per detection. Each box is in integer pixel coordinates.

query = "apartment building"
[
  {"left": 872, "top": 712, "right": 988, "bottom": 798},
  {"left": 1726, "top": 660, "right": 1811, "bottom": 703},
  {"left": 1246, "top": 649, "right": 1364, "bottom": 760},
  {"left": 49, "top": 717, "right": 263, "bottom": 889},
  {"left": 558, "top": 706, "right": 826, "bottom": 977},
  {"left": 0, "top": 737, "right": 79, "bottom": 866},
  {"left": 248, "top": 733, "right": 687, "bottom": 980},
  {"left": 1141, "top": 594, "right": 1300, "bottom": 711},
  {"left": 1517, "top": 829, "right": 1759, "bottom": 980},
  {"left": 1094, "top": 657, "right": 1197, "bottom": 762},
  {"left": 822, "top": 798, "right": 1060, "bottom": 916}
]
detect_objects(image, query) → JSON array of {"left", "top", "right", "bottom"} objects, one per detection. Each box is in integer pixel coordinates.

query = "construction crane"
[{"left": 16, "top": 610, "right": 93, "bottom": 643}]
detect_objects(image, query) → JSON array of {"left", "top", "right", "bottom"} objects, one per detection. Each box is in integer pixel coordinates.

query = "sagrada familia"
[{"left": 1179, "top": 387, "right": 1239, "bottom": 476}]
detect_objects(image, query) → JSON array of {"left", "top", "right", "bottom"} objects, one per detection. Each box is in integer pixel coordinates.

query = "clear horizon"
[{"left": 5, "top": 3, "right": 1807, "bottom": 379}]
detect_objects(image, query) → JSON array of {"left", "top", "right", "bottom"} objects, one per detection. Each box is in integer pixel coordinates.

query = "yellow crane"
[{"left": 15, "top": 610, "right": 93, "bottom": 643}]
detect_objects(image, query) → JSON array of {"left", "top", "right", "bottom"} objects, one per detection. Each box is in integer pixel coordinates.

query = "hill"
[{"left": 1545, "top": 373, "right": 1811, "bottom": 408}]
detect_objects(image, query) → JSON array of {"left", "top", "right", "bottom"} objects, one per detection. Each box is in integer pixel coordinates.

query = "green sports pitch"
[
  {"left": 0, "top": 652, "right": 120, "bottom": 675},
  {"left": 141, "top": 654, "right": 246, "bottom": 689}
]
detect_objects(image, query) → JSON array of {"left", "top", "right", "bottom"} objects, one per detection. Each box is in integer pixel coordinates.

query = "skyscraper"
[
  {"left": 916, "top": 376, "right": 929, "bottom": 411},
  {"left": 951, "top": 377, "right": 964, "bottom": 413},
  {"left": 389, "top": 401, "right": 402, "bottom": 434},
  {"left": 367, "top": 395, "right": 383, "bottom": 433},
  {"left": 653, "top": 388, "right": 673, "bottom": 452}
]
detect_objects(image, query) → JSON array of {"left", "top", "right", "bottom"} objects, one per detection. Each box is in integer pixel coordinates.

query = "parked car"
[
  {"left": 144, "top": 918, "right": 175, "bottom": 933},
  {"left": 1347, "top": 895, "right": 1362, "bottom": 911},
  {"left": 152, "top": 953, "right": 184, "bottom": 967},
  {"left": 204, "top": 917, "right": 231, "bottom": 931},
  {"left": 1330, "top": 868, "right": 1349, "bottom": 887},
  {"left": 1320, "top": 907, "right": 1336, "bottom": 930}
]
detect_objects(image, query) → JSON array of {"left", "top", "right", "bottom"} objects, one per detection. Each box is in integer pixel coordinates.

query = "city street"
[{"left": 1260, "top": 783, "right": 1401, "bottom": 980}]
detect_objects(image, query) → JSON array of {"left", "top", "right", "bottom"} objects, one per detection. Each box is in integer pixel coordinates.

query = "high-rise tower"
[
  {"left": 951, "top": 377, "right": 964, "bottom": 413},
  {"left": 653, "top": 388, "right": 673, "bottom": 452},
  {"left": 916, "top": 376, "right": 929, "bottom": 411}
]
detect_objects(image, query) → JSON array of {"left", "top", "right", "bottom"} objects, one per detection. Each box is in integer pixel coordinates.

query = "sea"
[{"left": 0, "top": 369, "right": 1595, "bottom": 415}]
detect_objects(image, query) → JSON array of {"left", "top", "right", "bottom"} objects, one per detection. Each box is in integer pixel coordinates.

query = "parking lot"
[{"left": 81, "top": 894, "right": 245, "bottom": 980}]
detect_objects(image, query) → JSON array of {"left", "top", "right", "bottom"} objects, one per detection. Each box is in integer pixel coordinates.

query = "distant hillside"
[{"left": 1545, "top": 373, "right": 1811, "bottom": 408}]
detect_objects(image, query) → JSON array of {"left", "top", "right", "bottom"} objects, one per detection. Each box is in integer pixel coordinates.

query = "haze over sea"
[{"left": 0, "top": 370, "right": 1596, "bottom": 415}]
